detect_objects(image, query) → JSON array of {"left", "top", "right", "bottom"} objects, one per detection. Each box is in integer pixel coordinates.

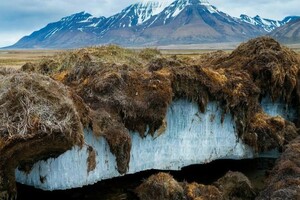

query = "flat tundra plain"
[{"left": 0, "top": 43, "right": 299, "bottom": 69}]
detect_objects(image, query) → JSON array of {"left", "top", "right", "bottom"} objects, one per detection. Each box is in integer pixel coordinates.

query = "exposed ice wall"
[
  {"left": 15, "top": 98, "right": 293, "bottom": 191},
  {"left": 261, "top": 96, "right": 297, "bottom": 121}
]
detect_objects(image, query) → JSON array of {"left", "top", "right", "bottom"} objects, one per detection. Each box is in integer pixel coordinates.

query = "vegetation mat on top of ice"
[{"left": 0, "top": 36, "right": 300, "bottom": 199}]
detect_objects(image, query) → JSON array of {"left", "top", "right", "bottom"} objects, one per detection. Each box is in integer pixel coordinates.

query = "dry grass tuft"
[
  {"left": 138, "top": 48, "right": 161, "bottom": 60},
  {"left": 183, "top": 182, "right": 222, "bottom": 200},
  {"left": 135, "top": 173, "right": 185, "bottom": 200},
  {"left": 21, "top": 45, "right": 164, "bottom": 75},
  {"left": 244, "top": 112, "right": 298, "bottom": 152},
  {"left": 0, "top": 72, "right": 83, "bottom": 140},
  {"left": 0, "top": 72, "right": 84, "bottom": 198},
  {"left": 214, "top": 171, "right": 257, "bottom": 200}
]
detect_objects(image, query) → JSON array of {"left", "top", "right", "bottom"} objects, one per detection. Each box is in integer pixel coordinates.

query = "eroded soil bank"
[{"left": 1, "top": 36, "right": 300, "bottom": 199}]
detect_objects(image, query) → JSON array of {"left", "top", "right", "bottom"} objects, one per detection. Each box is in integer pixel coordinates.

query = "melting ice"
[{"left": 15, "top": 98, "right": 294, "bottom": 190}]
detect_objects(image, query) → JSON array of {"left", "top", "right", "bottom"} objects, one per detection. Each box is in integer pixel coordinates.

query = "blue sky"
[{"left": 0, "top": 0, "right": 299, "bottom": 47}]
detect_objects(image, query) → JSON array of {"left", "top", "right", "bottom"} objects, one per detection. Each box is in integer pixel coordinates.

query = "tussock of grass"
[
  {"left": 135, "top": 173, "right": 185, "bottom": 200},
  {"left": 0, "top": 71, "right": 84, "bottom": 197},
  {"left": 136, "top": 171, "right": 256, "bottom": 200},
  {"left": 215, "top": 37, "right": 300, "bottom": 103},
  {"left": 0, "top": 73, "right": 82, "bottom": 138}
]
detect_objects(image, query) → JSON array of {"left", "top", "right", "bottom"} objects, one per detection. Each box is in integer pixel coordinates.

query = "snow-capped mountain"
[
  {"left": 240, "top": 14, "right": 300, "bottom": 32},
  {"left": 240, "top": 15, "right": 282, "bottom": 32},
  {"left": 143, "top": 0, "right": 221, "bottom": 26},
  {"left": 11, "top": 12, "right": 105, "bottom": 48},
  {"left": 95, "top": 0, "right": 173, "bottom": 33},
  {"left": 42, "top": 12, "right": 106, "bottom": 38},
  {"left": 139, "top": 0, "right": 264, "bottom": 44},
  {"left": 8, "top": 0, "right": 296, "bottom": 49}
]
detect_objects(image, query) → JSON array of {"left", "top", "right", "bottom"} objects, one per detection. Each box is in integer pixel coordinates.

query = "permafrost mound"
[
  {"left": 213, "top": 37, "right": 300, "bottom": 104},
  {"left": 0, "top": 37, "right": 300, "bottom": 199},
  {"left": 0, "top": 71, "right": 84, "bottom": 199}
]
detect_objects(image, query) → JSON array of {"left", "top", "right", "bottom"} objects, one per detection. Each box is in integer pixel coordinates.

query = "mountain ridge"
[
  {"left": 239, "top": 14, "right": 300, "bottom": 32},
  {"left": 7, "top": 0, "right": 299, "bottom": 49}
]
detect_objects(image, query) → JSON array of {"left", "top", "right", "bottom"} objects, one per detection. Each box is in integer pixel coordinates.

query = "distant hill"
[
  {"left": 6, "top": 0, "right": 299, "bottom": 49},
  {"left": 269, "top": 18, "right": 300, "bottom": 44}
]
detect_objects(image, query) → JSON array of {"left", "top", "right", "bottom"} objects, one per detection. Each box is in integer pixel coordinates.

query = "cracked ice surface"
[{"left": 16, "top": 98, "right": 288, "bottom": 190}]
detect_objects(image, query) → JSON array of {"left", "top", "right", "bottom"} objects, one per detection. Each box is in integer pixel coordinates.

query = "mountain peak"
[
  {"left": 172, "top": 0, "right": 218, "bottom": 14},
  {"left": 254, "top": 15, "right": 261, "bottom": 19},
  {"left": 60, "top": 11, "right": 92, "bottom": 22},
  {"left": 239, "top": 14, "right": 283, "bottom": 32},
  {"left": 134, "top": 0, "right": 173, "bottom": 24},
  {"left": 177, "top": 0, "right": 212, "bottom": 5},
  {"left": 175, "top": 0, "right": 209, "bottom": 3}
]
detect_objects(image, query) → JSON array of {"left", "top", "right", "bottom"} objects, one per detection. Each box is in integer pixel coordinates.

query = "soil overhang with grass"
[{"left": 0, "top": 37, "right": 300, "bottom": 199}]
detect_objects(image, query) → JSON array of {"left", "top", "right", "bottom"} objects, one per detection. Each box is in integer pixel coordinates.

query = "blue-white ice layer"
[
  {"left": 261, "top": 96, "right": 297, "bottom": 121},
  {"left": 15, "top": 98, "right": 291, "bottom": 190}
]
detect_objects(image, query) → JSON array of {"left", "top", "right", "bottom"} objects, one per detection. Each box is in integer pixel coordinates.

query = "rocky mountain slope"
[
  {"left": 240, "top": 15, "right": 283, "bottom": 32},
  {"left": 269, "top": 18, "right": 300, "bottom": 43}
]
